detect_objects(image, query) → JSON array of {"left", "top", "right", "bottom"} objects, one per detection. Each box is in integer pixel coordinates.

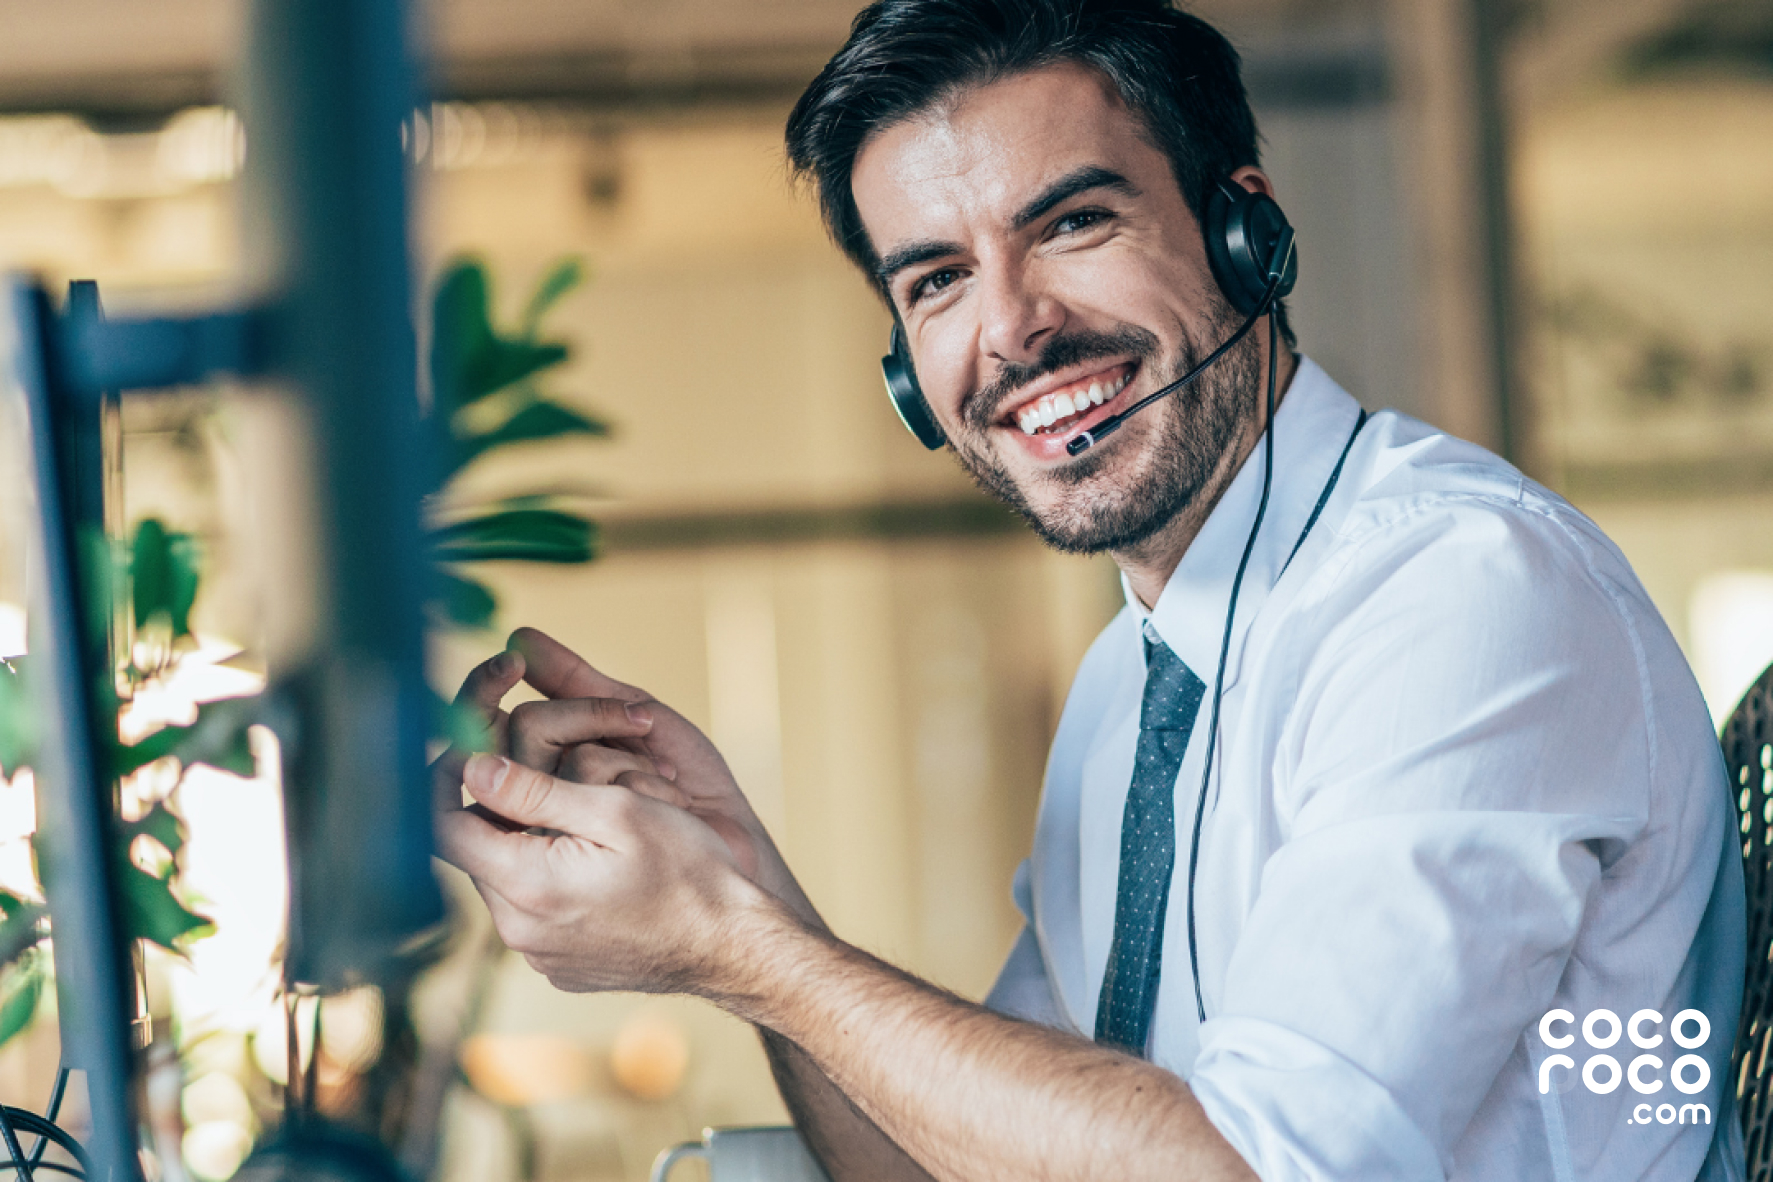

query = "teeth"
[{"left": 1010, "top": 368, "right": 1135, "bottom": 435}]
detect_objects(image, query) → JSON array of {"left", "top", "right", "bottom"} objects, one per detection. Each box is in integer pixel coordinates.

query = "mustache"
[{"left": 962, "top": 326, "right": 1162, "bottom": 434}]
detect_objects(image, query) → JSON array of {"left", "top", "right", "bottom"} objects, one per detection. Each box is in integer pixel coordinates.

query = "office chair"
[{"left": 1726, "top": 661, "right": 1773, "bottom": 1178}]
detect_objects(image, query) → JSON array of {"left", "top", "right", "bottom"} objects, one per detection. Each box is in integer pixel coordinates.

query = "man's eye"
[
  {"left": 1053, "top": 208, "right": 1110, "bottom": 236},
  {"left": 910, "top": 268, "right": 960, "bottom": 304}
]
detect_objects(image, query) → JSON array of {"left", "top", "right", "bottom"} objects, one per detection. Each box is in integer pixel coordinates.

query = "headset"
[
  {"left": 880, "top": 175, "right": 1303, "bottom": 1031},
  {"left": 878, "top": 175, "right": 1298, "bottom": 452}
]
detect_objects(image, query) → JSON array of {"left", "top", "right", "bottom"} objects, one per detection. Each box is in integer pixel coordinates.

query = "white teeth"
[{"left": 1010, "top": 370, "right": 1134, "bottom": 436}]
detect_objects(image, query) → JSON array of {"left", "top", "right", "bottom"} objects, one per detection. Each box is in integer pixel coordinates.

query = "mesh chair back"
[{"left": 1727, "top": 663, "right": 1773, "bottom": 1177}]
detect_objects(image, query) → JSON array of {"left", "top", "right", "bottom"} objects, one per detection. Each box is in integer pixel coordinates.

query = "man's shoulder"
[{"left": 1321, "top": 408, "right": 1639, "bottom": 610}]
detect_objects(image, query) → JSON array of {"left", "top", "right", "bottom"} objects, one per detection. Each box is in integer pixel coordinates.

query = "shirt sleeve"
[
  {"left": 1189, "top": 503, "right": 1654, "bottom": 1180},
  {"left": 984, "top": 860, "right": 1071, "bottom": 1030}
]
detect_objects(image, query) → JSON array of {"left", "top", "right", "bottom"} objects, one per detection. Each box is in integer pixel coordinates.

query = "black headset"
[{"left": 879, "top": 176, "right": 1298, "bottom": 449}]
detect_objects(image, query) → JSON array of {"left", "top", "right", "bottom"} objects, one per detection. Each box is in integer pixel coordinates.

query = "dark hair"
[{"left": 785, "top": 0, "right": 1288, "bottom": 338}]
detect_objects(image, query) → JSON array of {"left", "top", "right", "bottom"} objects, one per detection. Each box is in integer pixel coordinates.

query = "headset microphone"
[{"left": 1066, "top": 225, "right": 1293, "bottom": 457}]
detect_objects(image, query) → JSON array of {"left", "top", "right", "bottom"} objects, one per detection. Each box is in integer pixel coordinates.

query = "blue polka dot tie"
[{"left": 1095, "top": 622, "right": 1206, "bottom": 1056}]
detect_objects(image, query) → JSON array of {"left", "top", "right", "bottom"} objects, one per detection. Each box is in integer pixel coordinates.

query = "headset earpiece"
[
  {"left": 1204, "top": 177, "right": 1298, "bottom": 317},
  {"left": 881, "top": 322, "right": 946, "bottom": 450}
]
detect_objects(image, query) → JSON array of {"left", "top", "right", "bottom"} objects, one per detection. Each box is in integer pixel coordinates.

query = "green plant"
[
  {"left": 0, "top": 519, "right": 254, "bottom": 1045},
  {"left": 0, "top": 257, "right": 610, "bottom": 1091},
  {"left": 427, "top": 257, "right": 604, "bottom": 631}
]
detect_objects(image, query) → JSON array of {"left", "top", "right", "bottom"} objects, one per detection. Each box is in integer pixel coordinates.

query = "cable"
[
  {"left": 0, "top": 1163, "right": 81, "bottom": 1180},
  {"left": 0, "top": 1110, "right": 88, "bottom": 1176},
  {"left": 0, "top": 1103, "right": 36, "bottom": 1182},
  {"left": 27, "top": 1069, "right": 69, "bottom": 1168},
  {"left": 1184, "top": 306, "right": 1281, "bottom": 1025}
]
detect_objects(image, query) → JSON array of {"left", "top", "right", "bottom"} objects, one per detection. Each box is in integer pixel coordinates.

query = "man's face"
[{"left": 851, "top": 63, "right": 1260, "bottom": 553}]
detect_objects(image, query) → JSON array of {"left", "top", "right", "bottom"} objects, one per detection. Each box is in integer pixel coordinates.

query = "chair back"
[{"left": 1725, "top": 663, "right": 1773, "bottom": 1177}]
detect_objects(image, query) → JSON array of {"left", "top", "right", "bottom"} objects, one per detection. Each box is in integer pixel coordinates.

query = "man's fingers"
[
  {"left": 604, "top": 765, "right": 691, "bottom": 809},
  {"left": 509, "top": 627, "right": 645, "bottom": 703},
  {"left": 455, "top": 649, "right": 526, "bottom": 712},
  {"left": 435, "top": 800, "right": 530, "bottom": 883},
  {"left": 559, "top": 743, "right": 670, "bottom": 790},
  {"left": 463, "top": 752, "right": 621, "bottom": 841},
  {"left": 508, "top": 697, "right": 655, "bottom": 772}
]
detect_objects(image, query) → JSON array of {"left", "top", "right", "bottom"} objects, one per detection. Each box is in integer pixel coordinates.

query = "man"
[{"left": 436, "top": 1, "right": 1746, "bottom": 1178}]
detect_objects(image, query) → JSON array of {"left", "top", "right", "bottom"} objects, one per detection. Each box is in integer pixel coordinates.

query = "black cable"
[
  {"left": 0, "top": 1164, "right": 81, "bottom": 1180},
  {"left": 0, "top": 1110, "right": 88, "bottom": 1176},
  {"left": 1184, "top": 305, "right": 1281, "bottom": 1025},
  {"left": 27, "top": 1068, "right": 69, "bottom": 1168},
  {"left": 0, "top": 1103, "right": 35, "bottom": 1182}
]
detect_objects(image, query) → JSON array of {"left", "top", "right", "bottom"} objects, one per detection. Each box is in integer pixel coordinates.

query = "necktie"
[{"left": 1095, "top": 622, "right": 1206, "bottom": 1055}]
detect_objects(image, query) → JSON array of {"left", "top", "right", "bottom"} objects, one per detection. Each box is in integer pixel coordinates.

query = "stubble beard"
[{"left": 948, "top": 309, "right": 1260, "bottom": 556}]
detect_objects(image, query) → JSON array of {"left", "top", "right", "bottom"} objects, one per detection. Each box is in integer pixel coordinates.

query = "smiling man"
[{"left": 435, "top": 2, "right": 1746, "bottom": 1179}]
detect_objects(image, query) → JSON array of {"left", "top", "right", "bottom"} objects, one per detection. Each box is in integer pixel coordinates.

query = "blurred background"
[{"left": 0, "top": 0, "right": 1768, "bottom": 1180}]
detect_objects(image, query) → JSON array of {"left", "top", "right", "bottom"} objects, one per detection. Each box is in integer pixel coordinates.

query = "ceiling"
[
  {"left": 0, "top": 0, "right": 1756, "bottom": 125},
  {"left": 0, "top": 0, "right": 1382, "bottom": 123}
]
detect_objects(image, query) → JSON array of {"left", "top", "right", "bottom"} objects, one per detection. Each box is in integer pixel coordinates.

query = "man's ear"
[{"left": 1227, "top": 165, "right": 1278, "bottom": 202}]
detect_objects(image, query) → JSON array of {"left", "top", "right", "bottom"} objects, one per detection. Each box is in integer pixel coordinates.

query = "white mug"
[{"left": 651, "top": 1126, "right": 832, "bottom": 1182}]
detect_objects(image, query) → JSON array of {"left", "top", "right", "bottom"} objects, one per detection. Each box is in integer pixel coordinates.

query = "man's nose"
[{"left": 976, "top": 262, "right": 1062, "bottom": 366}]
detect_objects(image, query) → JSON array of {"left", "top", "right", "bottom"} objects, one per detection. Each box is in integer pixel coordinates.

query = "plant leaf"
[
  {"left": 131, "top": 518, "right": 171, "bottom": 631},
  {"left": 0, "top": 659, "right": 34, "bottom": 777},
  {"left": 430, "top": 509, "right": 596, "bottom": 565},
  {"left": 114, "top": 698, "right": 258, "bottom": 778},
  {"left": 167, "top": 533, "right": 201, "bottom": 638},
  {"left": 433, "top": 697, "right": 494, "bottom": 755},
  {"left": 519, "top": 258, "right": 585, "bottom": 339},
  {"left": 0, "top": 953, "right": 45, "bottom": 1047},
  {"left": 130, "top": 519, "right": 201, "bottom": 637},
  {"left": 0, "top": 895, "right": 46, "bottom": 971},
  {"left": 120, "top": 861, "right": 211, "bottom": 950},
  {"left": 123, "top": 801, "right": 186, "bottom": 860},
  {"left": 448, "top": 401, "right": 607, "bottom": 476},
  {"left": 431, "top": 260, "right": 498, "bottom": 415},
  {"left": 430, "top": 570, "right": 499, "bottom": 631}
]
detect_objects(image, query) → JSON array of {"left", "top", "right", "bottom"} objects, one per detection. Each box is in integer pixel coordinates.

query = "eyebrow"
[
  {"left": 873, "top": 165, "right": 1140, "bottom": 289},
  {"left": 875, "top": 239, "right": 965, "bottom": 288},
  {"left": 1011, "top": 165, "right": 1140, "bottom": 230}
]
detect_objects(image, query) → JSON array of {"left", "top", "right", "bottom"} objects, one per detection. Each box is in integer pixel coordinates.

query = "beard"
[{"left": 948, "top": 305, "right": 1260, "bottom": 555}]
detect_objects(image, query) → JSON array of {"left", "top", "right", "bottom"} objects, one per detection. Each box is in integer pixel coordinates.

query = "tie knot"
[{"left": 1141, "top": 629, "right": 1205, "bottom": 733}]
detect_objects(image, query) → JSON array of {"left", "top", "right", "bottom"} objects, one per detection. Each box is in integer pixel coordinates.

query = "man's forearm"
[
  {"left": 717, "top": 906, "right": 1255, "bottom": 1182},
  {"left": 761, "top": 1029, "right": 937, "bottom": 1182}
]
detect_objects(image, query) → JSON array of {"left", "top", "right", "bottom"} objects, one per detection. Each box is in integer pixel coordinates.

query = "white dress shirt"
[{"left": 985, "top": 358, "right": 1747, "bottom": 1181}]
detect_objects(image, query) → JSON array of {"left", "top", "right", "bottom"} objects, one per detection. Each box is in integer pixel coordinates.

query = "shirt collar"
[{"left": 1121, "top": 356, "right": 1361, "bottom": 682}]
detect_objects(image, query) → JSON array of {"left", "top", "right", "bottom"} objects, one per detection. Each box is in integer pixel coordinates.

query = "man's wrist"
[{"left": 696, "top": 874, "right": 831, "bottom": 1019}]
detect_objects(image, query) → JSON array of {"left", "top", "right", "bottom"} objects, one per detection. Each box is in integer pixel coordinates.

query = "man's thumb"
[{"left": 464, "top": 753, "right": 576, "bottom": 832}]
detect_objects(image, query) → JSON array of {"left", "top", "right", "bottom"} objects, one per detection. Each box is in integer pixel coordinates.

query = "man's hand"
[
  {"left": 436, "top": 752, "right": 775, "bottom": 997},
  {"left": 492, "top": 628, "right": 824, "bottom": 927}
]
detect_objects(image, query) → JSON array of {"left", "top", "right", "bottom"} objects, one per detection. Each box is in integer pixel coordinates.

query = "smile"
[{"left": 1007, "top": 364, "right": 1135, "bottom": 437}]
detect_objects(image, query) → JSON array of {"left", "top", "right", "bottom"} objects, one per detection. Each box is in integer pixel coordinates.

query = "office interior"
[{"left": 0, "top": 0, "right": 1768, "bottom": 1179}]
